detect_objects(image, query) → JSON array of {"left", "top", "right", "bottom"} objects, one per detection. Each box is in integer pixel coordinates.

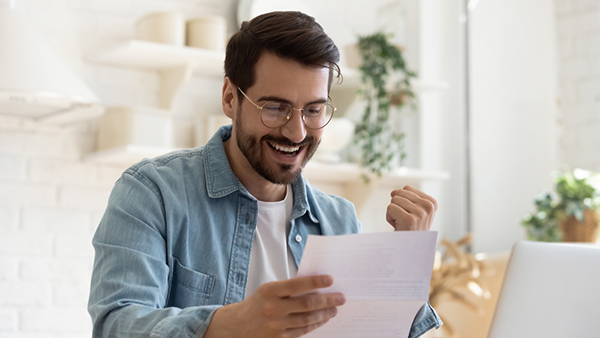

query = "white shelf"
[
  {"left": 412, "top": 79, "right": 450, "bottom": 91},
  {"left": 87, "top": 40, "right": 228, "bottom": 109},
  {"left": 303, "top": 161, "right": 450, "bottom": 185},
  {"left": 86, "top": 41, "right": 447, "bottom": 110},
  {"left": 87, "top": 41, "right": 447, "bottom": 91},
  {"left": 332, "top": 68, "right": 448, "bottom": 92},
  {"left": 85, "top": 40, "right": 450, "bottom": 185},
  {"left": 87, "top": 40, "right": 225, "bottom": 77},
  {"left": 84, "top": 145, "right": 182, "bottom": 165},
  {"left": 84, "top": 145, "right": 449, "bottom": 185}
]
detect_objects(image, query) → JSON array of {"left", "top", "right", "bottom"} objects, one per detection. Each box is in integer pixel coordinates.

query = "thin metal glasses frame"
[{"left": 237, "top": 87, "right": 336, "bottom": 130}]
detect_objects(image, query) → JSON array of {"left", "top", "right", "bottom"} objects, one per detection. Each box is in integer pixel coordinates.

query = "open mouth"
[{"left": 268, "top": 141, "right": 301, "bottom": 156}]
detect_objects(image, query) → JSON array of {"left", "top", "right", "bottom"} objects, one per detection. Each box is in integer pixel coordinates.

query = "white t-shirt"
[{"left": 244, "top": 185, "right": 298, "bottom": 298}]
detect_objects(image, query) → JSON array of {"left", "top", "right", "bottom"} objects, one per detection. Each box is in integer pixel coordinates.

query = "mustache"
[{"left": 261, "top": 135, "right": 316, "bottom": 148}]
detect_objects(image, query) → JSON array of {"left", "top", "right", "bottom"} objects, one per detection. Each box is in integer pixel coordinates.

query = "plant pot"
[
  {"left": 389, "top": 91, "right": 407, "bottom": 106},
  {"left": 560, "top": 209, "right": 599, "bottom": 242}
]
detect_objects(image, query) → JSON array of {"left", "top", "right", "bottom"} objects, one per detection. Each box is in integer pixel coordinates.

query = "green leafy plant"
[
  {"left": 554, "top": 169, "right": 600, "bottom": 221},
  {"left": 521, "top": 191, "right": 561, "bottom": 242},
  {"left": 354, "top": 32, "right": 416, "bottom": 181},
  {"left": 521, "top": 169, "right": 600, "bottom": 241}
]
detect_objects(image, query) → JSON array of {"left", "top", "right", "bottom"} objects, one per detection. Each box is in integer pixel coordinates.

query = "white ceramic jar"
[
  {"left": 97, "top": 106, "right": 173, "bottom": 151},
  {"left": 313, "top": 117, "right": 355, "bottom": 163},
  {"left": 135, "top": 12, "right": 185, "bottom": 46},
  {"left": 186, "top": 15, "right": 227, "bottom": 51}
]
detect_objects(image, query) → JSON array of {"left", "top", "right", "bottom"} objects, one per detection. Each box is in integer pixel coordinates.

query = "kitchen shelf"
[
  {"left": 85, "top": 39, "right": 450, "bottom": 196},
  {"left": 84, "top": 145, "right": 182, "bottom": 165},
  {"left": 84, "top": 144, "right": 449, "bottom": 185},
  {"left": 87, "top": 40, "right": 225, "bottom": 109},
  {"left": 86, "top": 40, "right": 448, "bottom": 108},
  {"left": 87, "top": 40, "right": 225, "bottom": 77},
  {"left": 84, "top": 144, "right": 449, "bottom": 214},
  {"left": 303, "top": 161, "right": 449, "bottom": 185},
  {"left": 333, "top": 68, "right": 448, "bottom": 92}
]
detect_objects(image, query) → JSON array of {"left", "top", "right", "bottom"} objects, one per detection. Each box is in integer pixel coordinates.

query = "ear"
[{"left": 222, "top": 77, "right": 236, "bottom": 120}]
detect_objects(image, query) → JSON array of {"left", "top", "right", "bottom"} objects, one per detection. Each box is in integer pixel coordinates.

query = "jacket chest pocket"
[{"left": 167, "top": 257, "right": 216, "bottom": 307}]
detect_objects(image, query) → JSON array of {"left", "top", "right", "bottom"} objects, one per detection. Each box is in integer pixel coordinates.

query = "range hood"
[{"left": 0, "top": 0, "right": 104, "bottom": 124}]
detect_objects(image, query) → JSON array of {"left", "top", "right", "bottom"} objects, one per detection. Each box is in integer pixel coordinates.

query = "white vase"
[
  {"left": 186, "top": 16, "right": 227, "bottom": 51},
  {"left": 313, "top": 117, "right": 355, "bottom": 163},
  {"left": 97, "top": 106, "right": 172, "bottom": 151},
  {"left": 135, "top": 12, "right": 185, "bottom": 46}
]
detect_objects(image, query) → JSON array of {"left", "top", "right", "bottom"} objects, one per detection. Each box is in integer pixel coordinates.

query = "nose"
[{"left": 280, "top": 108, "right": 307, "bottom": 143}]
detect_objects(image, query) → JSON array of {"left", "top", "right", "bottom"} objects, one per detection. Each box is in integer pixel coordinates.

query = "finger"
[
  {"left": 401, "top": 185, "right": 438, "bottom": 210},
  {"left": 288, "top": 307, "right": 338, "bottom": 329},
  {"left": 391, "top": 195, "right": 427, "bottom": 217},
  {"left": 387, "top": 204, "right": 433, "bottom": 231},
  {"left": 391, "top": 187, "right": 423, "bottom": 204},
  {"left": 402, "top": 186, "right": 438, "bottom": 225},
  {"left": 386, "top": 203, "right": 415, "bottom": 228},
  {"left": 391, "top": 190, "right": 436, "bottom": 216},
  {"left": 284, "top": 293, "right": 346, "bottom": 314},
  {"left": 284, "top": 314, "right": 333, "bottom": 338},
  {"left": 267, "top": 275, "right": 334, "bottom": 298}
]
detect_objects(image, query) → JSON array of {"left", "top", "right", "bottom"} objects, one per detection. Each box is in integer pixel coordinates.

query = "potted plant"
[
  {"left": 520, "top": 191, "right": 562, "bottom": 242},
  {"left": 353, "top": 32, "right": 416, "bottom": 180},
  {"left": 521, "top": 169, "right": 600, "bottom": 242}
]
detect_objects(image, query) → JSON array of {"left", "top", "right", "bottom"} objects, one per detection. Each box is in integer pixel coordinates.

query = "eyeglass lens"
[{"left": 260, "top": 102, "right": 334, "bottom": 129}]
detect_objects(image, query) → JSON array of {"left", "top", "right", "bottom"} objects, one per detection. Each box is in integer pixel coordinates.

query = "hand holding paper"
[
  {"left": 205, "top": 275, "right": 345, "bottom": 338},
  {"left": 296, "top": 231, "right": 438, "bottom": 338}
]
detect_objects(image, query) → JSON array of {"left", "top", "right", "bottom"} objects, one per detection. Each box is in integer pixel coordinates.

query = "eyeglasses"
[{"left": 238, "top": 87, "right": 336, "bottom": 130}]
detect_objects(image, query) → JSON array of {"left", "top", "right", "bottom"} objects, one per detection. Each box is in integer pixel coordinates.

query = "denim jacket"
[{"left": 88, "top": 125, "right": 442, "bottom": 338}]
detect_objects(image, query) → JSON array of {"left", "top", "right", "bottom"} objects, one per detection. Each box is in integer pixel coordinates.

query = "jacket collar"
[
  {"left": 203, "top": 125, "right": 319, "bottom": 224},
  {"left": 203, "top": 125, "right": 244, "bottom": 198}
]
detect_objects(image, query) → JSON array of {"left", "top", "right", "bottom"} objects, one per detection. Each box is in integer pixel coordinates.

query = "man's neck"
[{"left": 223, "top": 138, "right": 287, "bottom": 202}]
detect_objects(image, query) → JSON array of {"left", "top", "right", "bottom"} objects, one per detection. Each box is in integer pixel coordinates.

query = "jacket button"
[{"left": 295, "top": 235, "right": 302, "bottom": 242}]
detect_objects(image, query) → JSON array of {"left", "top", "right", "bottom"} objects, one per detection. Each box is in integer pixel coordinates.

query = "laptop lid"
[{"left": 487, "top": 240, "right": 600, "bottom": 338}]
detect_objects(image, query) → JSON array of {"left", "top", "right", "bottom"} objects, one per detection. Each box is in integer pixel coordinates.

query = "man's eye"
[
  {"left": 264, "top": 103, "right": 289, "bottom": 114},
  {"left": 306, "top": 105, "right": 323, "bottom": 115}
]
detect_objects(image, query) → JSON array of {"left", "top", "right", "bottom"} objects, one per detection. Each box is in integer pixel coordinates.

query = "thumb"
[{"left": 386, "top": 213, "right": 396, "bottom": 228}]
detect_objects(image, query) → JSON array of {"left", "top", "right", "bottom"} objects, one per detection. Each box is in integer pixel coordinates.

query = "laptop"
[{"left": 487, "top": 240, "right": 600, "bottom": 338}]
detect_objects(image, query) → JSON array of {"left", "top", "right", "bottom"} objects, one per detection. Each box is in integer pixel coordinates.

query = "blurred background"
[{"left": 0, "top": 0, "right": 598, "bottom": 337}]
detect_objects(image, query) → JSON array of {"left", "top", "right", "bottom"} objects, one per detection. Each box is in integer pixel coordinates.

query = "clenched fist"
[{"left": 386, "top": 185, "right": 438, "bottom": 231}]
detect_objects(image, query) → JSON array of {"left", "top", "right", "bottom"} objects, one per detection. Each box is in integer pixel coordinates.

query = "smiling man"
[
  {"left": 223, "top": 52, "right": 328, "bottom": 200},
  {"left": 88, "top": 11, "right": 442, "bottom": 338}
]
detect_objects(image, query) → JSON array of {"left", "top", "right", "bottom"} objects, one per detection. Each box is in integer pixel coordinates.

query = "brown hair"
[{"left": 224, "top": 11, "right": 341, "bottom": 99}]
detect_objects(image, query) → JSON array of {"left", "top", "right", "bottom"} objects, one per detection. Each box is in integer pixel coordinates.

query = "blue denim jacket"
[{"left": 88, "top": 125, "right": 441, "bottom": 338}]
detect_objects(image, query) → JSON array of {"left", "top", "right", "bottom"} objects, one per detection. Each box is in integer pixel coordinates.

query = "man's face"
[{"left": 232, "top": 52, "right": 329, "bottom": 185}]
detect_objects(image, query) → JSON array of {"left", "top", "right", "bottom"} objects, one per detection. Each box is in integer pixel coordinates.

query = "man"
[{"left": 88, "top": 11, "right": 442, "bottom": 338}]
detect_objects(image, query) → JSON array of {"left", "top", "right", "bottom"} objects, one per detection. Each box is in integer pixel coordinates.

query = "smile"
[{"left": 268, "top": 141, "right": 300, "bottom": 156}]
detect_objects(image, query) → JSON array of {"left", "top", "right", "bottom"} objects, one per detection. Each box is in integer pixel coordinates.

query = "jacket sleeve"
[
  {"left": 88, "top": 171, "right": 219, "bottom": 338},
  {"left": 409, "top": 301, "right": 443, "bottom": 338}
]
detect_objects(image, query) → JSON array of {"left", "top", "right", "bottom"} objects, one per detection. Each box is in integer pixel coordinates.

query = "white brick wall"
[
  {"left": 0, "top": 1, "right": 236, "bottom": 337},
  {"left": 555, "top": 0, "right": 600, "bottom": 171}
]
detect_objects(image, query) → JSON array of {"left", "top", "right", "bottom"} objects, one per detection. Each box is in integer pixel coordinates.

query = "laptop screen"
[{"left": 487, "top": 241, "right": 600, "bottom": 338}]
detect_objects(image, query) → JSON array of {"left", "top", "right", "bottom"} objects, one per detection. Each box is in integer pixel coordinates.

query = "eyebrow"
[{"left": 257, "top": 95, "right": 328, "bottom": 106}]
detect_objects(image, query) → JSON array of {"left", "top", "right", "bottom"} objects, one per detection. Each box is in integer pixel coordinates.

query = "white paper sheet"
[{"left": 296, "top": 231, "right": 438, "bottom": 338}]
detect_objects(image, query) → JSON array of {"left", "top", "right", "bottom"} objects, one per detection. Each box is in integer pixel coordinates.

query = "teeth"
[{"left": 269, "top": 142, "right": 300, "bottom": 153}]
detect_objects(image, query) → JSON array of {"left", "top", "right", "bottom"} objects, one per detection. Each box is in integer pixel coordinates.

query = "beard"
[{"left": 235, "top": 106, "right": 320, "bottom": 185}]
